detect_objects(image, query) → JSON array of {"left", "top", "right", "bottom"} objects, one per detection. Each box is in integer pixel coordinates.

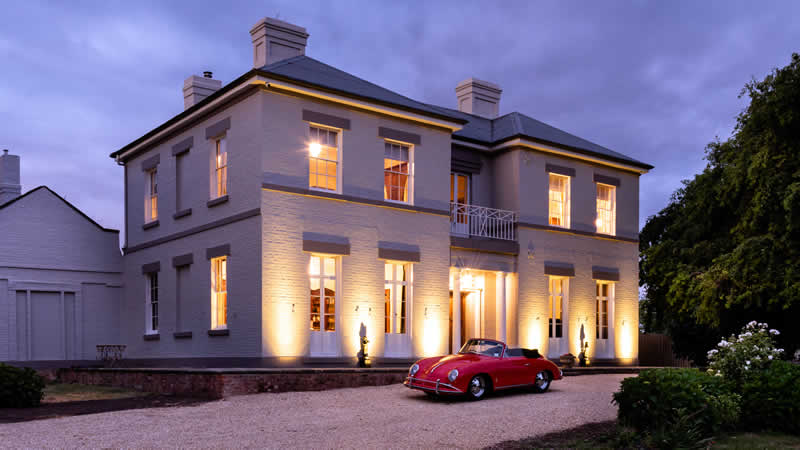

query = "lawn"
[
  {"left": 487, "top": 421, "right": 800, "bottom": 449},
  {"left": 43, "top": 383, "right": 148, "bottom": 403}
]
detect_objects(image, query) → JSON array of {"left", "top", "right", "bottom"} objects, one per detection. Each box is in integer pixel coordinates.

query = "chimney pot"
[
  {"left": 203, "top": 71, "right": 213, "bottom": 78},
  {"left": 455, "top": 78, "right": 503, "bottom": 119},
  {"left": 250, "top": 17, "right": 309, "bottom": 68}
]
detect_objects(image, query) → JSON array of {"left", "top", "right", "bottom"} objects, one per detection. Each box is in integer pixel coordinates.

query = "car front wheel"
[
  {"left": 466, "top": 375, "right": 488, "bottom": 400},
  {"left": 531, "top": 370, "right": 552, "bottom": 393}
]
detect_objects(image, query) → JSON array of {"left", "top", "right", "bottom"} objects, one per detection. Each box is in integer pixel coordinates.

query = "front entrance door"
[
  {"left": 449, "top": 289, "right": 482, "bottom": 354},
  {"left": 309, "top": 255, "right": 340, "bottom": 357},
  {"left": 547, "top": 277, "right": 569, "bottom": 358}
]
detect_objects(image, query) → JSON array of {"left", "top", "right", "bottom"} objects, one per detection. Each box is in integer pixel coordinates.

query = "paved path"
[{"left": 0, "top": 374, "right": 631, "bottom": 449}]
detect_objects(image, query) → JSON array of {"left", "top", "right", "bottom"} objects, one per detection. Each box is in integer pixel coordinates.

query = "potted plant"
[{"left": 559, "top": 353, "right": 576, "bottom": 368}]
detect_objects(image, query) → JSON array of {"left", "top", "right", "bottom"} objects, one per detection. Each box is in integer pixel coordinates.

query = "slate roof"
[
  {"left": 113, "top": 55, "right": 652, "bottom": 169},
  {"left": 0, "top": 186, "right": 119, "bottom": 233}
]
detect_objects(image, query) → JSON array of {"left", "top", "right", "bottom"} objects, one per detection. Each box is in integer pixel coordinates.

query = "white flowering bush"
[{"left": 707, "top": 321, "right": 783, "bottom": 384}]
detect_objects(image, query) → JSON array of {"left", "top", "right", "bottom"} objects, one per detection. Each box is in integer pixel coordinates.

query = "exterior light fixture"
[{"left": 309, "top": 142, "right": 322, "bottom": 157}]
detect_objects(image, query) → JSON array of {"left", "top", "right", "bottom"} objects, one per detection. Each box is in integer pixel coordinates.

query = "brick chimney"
[
  {"left": 250, "top": 17, "right": 309, "bottom": 68},
  {"left": 0, "top": 149, "right": 21, "bottom": 204},
  {"left": 455, "top": 78, "right": 502, "bottom": 119},
  {"left": 183, "top": 71, "right": 222, "bottom": 109}
]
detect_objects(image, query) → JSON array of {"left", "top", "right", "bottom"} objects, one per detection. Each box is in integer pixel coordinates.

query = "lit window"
[
  {"left": 211, "top": 256, "right": 227, "bottom": 329},
  {"left": 596, "top": 282, "right": 610, "bottom": 340},
  {"left": 548, "top": 277, "right": 565, "bottom": 338},
  {"left": 384, "top": 262, "right": 410, "bottom": 334},
  {"left": 308, "top": 126, "right": 339, "bottom": 191},
  {"left": 309, "top": 255, "right": 336, "bottom": 332},
  {"left": 548, "top": 174, "right": 569, "bottom": 228},
  {"left": 146, "top": 273, "right": 158, "bottom": 333},
  {"left": 596, "top": 184, "right": 616, "bottom": 235},
  {"left": 384, "top": 142, "right": 411, "bottom": 202},
  {"left": 145, "top": 168, "right": 158, "bottom": 222},
  {"left": 214, "top": 137, "right": 228, "bottom": 198}
]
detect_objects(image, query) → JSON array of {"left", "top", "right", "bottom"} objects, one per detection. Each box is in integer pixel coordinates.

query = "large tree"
[{"left": 640, "top": 53, "right": 800, "bottom": 364}]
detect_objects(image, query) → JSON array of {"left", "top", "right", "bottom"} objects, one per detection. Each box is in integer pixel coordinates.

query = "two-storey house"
[{"left": 110, "top": 17, "right": 652, "bottom": 366}]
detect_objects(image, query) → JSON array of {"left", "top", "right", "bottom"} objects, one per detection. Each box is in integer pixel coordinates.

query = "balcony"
[{"left": 449, "top": 202, "right": 518, "bottom": 241}]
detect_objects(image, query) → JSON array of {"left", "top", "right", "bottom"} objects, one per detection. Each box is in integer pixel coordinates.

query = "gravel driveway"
[{"left": 0, "top": 374, "right": 631, "bottom": 448}]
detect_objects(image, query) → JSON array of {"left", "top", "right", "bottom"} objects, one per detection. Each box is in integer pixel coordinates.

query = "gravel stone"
[{"left": 0, "top": 374, "right": 631, "bottom": 448}]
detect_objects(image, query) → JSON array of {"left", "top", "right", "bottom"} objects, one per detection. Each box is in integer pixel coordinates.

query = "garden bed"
[{"left": 0, "top": 383, "right": 208, "bottom": 423}]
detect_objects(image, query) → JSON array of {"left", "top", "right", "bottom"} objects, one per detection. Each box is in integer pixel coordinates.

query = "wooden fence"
[{"left": 639, "top": 333, "right": 692, "bottom": 367}]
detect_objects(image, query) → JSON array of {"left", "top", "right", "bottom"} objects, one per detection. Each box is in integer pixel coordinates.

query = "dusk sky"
[{"left": 3, "top": 1, "right": 799, "bottom": 243}]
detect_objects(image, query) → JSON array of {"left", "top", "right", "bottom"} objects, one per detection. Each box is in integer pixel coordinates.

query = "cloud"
[{"left": 3, "top": 0, "right": 800, "bottom": 240}]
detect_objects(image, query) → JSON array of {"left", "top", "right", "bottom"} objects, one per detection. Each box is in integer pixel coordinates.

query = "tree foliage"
[{"left": 640, "top": 53, "right": 800, "bottom": 364}]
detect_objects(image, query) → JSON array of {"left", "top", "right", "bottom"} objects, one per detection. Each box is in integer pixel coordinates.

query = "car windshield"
[{"left": 459, "top": 339, "right": 504, "bottom": 357}]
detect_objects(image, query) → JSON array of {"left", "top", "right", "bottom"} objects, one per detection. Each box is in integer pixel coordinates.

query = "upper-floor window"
[
  {"left": 145, "top": 273, "right": 158, "bottom": 334},
  {"left": 145, "top": 168, "right": 158, "bottom": 222},
  {"left": 384, "top": 142, "right": 411, "bottom": 203},
  {"left": 596, "top": 184, "right": 616, "bottom": 235},
  {"left": 451, "top": 173, "right": 469, "bottom": 205},
  {"left": 548, "top": 173, "right": 570, "bottom": 228},
  {"left": 384, "top": 262, "right": 410, "bottom": 334},
  {"left": 214, "top": 137, "right": 228, "bottom": 198},
  {"left": 211, "top": 256, "right": 227, "bottom": 329},
  {"left": 308, "top": 126, "right": 339, "bottom": 192},
  {"left": 309, "top": 254, "right": 337, "bottom": 332}
]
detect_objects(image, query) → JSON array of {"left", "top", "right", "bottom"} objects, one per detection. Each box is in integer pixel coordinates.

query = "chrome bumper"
[{"left": 404, "top": 376, "right": 463, "bottom": 394}]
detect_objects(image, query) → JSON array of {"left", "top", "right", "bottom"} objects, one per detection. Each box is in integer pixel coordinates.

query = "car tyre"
[
  {"left": 466, "top": 375, "right": 488, "bottom": 400},
  {"left": 531, "top": 370, "right": 552, "bottom": 393}
]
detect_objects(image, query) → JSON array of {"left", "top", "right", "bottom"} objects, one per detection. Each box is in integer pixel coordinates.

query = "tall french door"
[
  {"left": 547, "top": 277, "right": 569, "bottom": 358},
  {"left": 384, "top": 262, "right": 412, "bottom": 357},
  {"left": 309, "top": 254, "right": 340, "bottom": 356},
  {"left": 594, "top": 282, "right": 615, "bottom": 359},
  {"left": 450, "top": 173, "right": 470, "bottom": 235}
]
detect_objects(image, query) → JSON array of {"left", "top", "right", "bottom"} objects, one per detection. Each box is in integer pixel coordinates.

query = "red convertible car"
[{"left": 404, "top": 338, "right": 563, "bottom": 400}]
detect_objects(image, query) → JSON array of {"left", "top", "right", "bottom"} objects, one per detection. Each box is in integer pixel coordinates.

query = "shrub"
[
  {"left": 706, "top": 321, "right": 783, "bottom": 387},
  {"left": 739, "top": 360, "right": 800, "bottom": 434},
  {"left": 613, "top": 368, "right": 740, "bottom": 438},
  {"left": 0, "top": 363, "right": 46, "bottom": 408}
]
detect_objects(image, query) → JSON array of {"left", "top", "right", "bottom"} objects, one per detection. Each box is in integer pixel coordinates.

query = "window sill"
[
  {"left": 208, "top": 328, "right": 229, "bottom": 337},
  {"left": 143, "top": 333, "right": 160, "bottom": 341},
  {"left": 173, "top": 208, "right": 192, "bottom": 220},
  {"left": 173, "top": 331, "right": 192, "bottom": 339},
  {"left": 142, "top": 220, "right": 160, "bottom": 230},
  {"left": 207, "top": 195, "right": 229, "bottom": 208}
]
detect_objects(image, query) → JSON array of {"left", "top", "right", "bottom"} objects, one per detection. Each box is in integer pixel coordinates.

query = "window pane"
[
  {"left": 384, "top": 286, "right": 391, "bottom": 333},
  {"left": 309, "top": 256, "right": 320, "bottom": 276},
  {"left": 324, "top": 279, "right": 336, "bottom": 301},
  {"left": 324, "top": 314, "right": 335, "bottom": 332},
  {"left": 323, "top": 257, "right": 335, "bottom": 277},
  {"left": 457, "top": 175, "right": 468, "bottom": 203},
  {"left": 384, "top": 263, "right": 393, "bottom": 280},
  {"left": 397, "top": 264, "right": 406, "bottom": 282}
]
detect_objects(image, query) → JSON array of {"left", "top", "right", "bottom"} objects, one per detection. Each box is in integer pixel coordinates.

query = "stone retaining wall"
[{"left": 57, "top": 368, "right": 408, "bottom": 399}]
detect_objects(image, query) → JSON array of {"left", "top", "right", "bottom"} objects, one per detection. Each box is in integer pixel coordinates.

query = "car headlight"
[
  {"left": 409, "top": 364, "right": 419, "bottom": 376},
  {"left": 448, "top": 369, "right": 459, "bottom": 382}
]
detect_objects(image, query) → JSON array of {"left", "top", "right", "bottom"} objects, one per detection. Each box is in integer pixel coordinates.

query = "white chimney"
[
  {"left": 249, "top": 17, "right": 309, "bottom": 68},
  {"left": 183, "top": 71, "right": 222, "bottom": 109},
  {"left": 455, "top": 78, "right": 503, "bottom": 119},
  {"left": 0, "top": 149, "right": 21, "bottom": 204}
]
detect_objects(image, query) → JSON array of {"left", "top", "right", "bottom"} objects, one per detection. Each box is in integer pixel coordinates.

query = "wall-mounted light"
[
  {"left": 309, "top": 142, "right": 322, "bottom": 157},
  {"left": 291, "top": 303, "right": 295, "bottom": 313}
]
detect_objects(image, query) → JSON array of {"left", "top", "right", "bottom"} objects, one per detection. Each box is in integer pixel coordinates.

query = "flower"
[
  {"left": 770, "top": 329, "right": 780, "bottom": 335},
  {"left": 768, "top": 355, "right": 773, "bottom": 360},
  {"left": 746, "top": 360, "right": 751, "bottom": 365},
  {"left": 748, "top": 321, "right": 757, "bottom": 327}
]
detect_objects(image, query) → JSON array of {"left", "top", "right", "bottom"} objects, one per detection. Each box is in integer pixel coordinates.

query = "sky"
[{"left": 2, "top": 1, "right": 799, "bottom": 241}]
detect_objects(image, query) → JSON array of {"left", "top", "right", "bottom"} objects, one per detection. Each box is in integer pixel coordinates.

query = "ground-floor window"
[
  {"left": 211, "top": 256, "right": 227, "bottom": 329},
  {"left": 146, "top": 273, "right": 158, "bottom": 333},
  {"left": 310, "top": 255, "right": 337, "bottom": 332},
  {"left": 596, "top": 282, "right": 610, "bottom": 340},
  {"left": 548, "top": 277, "right": 565, "bottom": 338},
  {"left": 384, "top": 262, "right": 410, "bottom": 334}
]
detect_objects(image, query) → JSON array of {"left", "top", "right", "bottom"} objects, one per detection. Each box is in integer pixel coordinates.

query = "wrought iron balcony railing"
[{"left": 449, "top": 202, "right": 518, "bottom": 241}]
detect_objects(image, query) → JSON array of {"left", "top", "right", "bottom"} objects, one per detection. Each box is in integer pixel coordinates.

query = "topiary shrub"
[
  {"left": 739, "top": 360, "right": 800, "bottom": 434},
  {"left": 0, "top": 363, "right": 46, "bottom": 408},
  {"left": 613, "top": 368, "right": 740, "bottom": 439}
]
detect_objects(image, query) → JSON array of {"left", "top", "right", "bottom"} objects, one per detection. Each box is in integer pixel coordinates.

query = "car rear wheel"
[
  {"left": 466, "top": 375, "right": 488, "bottom": 400},
  {"left": 532, "top": 370, "right": 552, "bottom": 393}
]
